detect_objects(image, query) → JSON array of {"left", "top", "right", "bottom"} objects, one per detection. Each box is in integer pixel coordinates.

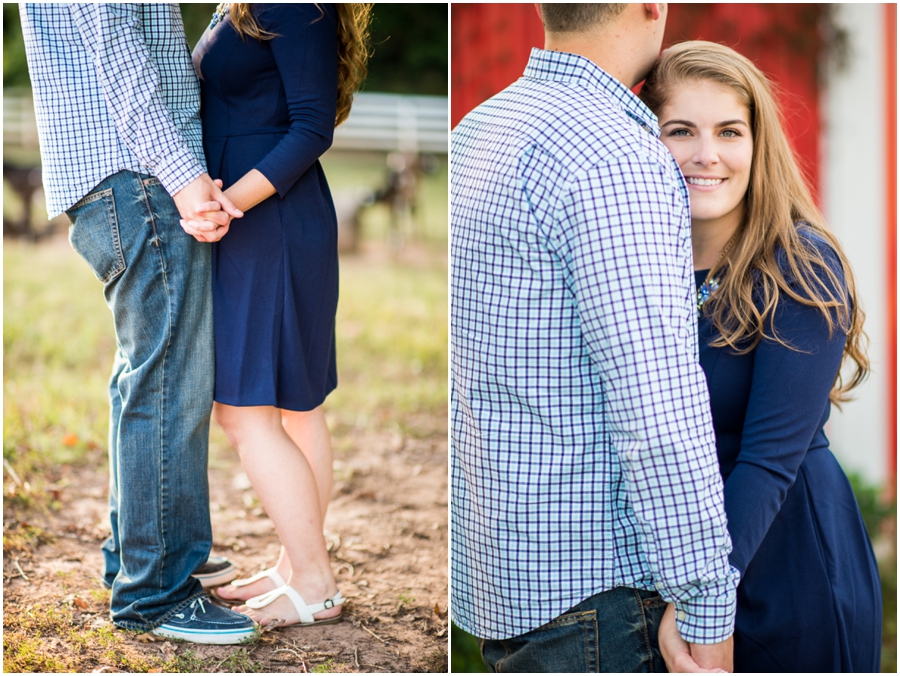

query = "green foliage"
[
  {"left": 311, "top": 658, "right": 339, "bottom": 673},
  {"left": 3, "top": 4, "right": 447, "bottom": 97},
  {"left": 847, "top": 472, "right": 895, "bottom": 541},
  {"left": 451, "top": 622, "right": 487, "bottom": 673},
  {"left": 3, "top": 5, "right": 30, "bottom": 89},
  {"left": 366, "top": 4, "right": 448, "bottom": 96},
  {"left": 881, "top": 559, "right": 897, "bottom": 674},
  {"left": 846, "top": 472, "right": 896, "bottom": 672},
  {"left": 179, "top": 4, "right": 219, "bottom": 49}
]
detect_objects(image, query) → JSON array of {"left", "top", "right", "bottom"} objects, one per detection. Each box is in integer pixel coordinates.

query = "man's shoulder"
[{"left": 455, "top": 77, "right": 678, "bottom": 180}]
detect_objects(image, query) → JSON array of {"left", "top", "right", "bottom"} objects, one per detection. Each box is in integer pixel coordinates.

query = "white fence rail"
[
  {"left": 333, "top": 92, "right": 448, "bottom": 154},
  {"left": 3, "top": 90, "right": 448, "bottom": 157},
  {"left": 3, "top": 88, "right": 39, "bottom": 150}
]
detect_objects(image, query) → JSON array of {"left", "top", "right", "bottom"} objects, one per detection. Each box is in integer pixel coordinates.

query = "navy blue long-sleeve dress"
[
  {"left": 192, "top": 3, "right": 338, "bottom": 411},
  {"left": 695, "top": 236, "right": 882, "bottom": 673}
]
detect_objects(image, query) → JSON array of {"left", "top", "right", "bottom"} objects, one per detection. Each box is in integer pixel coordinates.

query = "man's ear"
[
  {"left": 534, "top": 3, "right": 542, "bottom": 24},
  {"left": 644, "top": 3, "right": 662, "bottom": 21}
]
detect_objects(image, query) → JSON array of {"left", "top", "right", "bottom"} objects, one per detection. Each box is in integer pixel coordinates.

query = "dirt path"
[{"left": 3, "top": 413, "right": 448, "bottom": 672}]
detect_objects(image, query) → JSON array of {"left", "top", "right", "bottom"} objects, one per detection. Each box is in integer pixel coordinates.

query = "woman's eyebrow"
[
  {"left": 661, "top": 119, "right": 695, "bottom": 128},
  {"left": 660, "top": 118, "right": 749, "bottom": 128}
]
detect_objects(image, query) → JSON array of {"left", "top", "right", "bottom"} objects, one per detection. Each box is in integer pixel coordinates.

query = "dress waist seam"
[{"left": 204, "top": 128, "right": 289, "bottom": 139}]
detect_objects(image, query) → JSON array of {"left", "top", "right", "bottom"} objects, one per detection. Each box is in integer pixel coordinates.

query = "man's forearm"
[{"left": 69, "top": 4, "right": 205, "bottom": 196}]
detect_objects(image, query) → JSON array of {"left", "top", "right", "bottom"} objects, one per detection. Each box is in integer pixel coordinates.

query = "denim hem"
[{"left": 112, "top": 590, "right": 207, "bottom": 632}]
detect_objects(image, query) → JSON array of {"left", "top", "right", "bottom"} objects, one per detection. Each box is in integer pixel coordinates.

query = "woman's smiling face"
[{"left": 658, "top": 79, "right": 754, "bottom": 227}]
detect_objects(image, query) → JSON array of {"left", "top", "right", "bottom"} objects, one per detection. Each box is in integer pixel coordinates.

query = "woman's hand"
[
  {"left": 180, "top": 179, "right": 235, "bottom": 242},
  {"left": 659, "top": 603, "right": 730, "bottom": 673}
]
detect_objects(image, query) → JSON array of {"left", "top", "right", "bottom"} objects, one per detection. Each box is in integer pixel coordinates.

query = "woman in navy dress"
[
  {"left": 641, "top": 42, "right": 881, "bottom": 672},
  {"left": 184, "top": 3, "right": 371, "bottom": 628}
]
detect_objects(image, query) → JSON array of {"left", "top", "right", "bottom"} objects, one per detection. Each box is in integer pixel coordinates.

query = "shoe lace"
[
  {"left": 189, "top": 597, "right": 207, "bottom": 619},
  {"left": 175, "top": 597, "right": 208, "bottom": 621}
]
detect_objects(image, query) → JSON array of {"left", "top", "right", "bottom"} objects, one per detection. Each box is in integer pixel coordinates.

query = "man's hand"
[
  {"left": 173, "top": 176, "right": 241, "bottom": 243},
  {"left": 659, "top": 603, "right": 731, "bottom": 673},
  {"left": 691, "top": 638, "right": 733, "bottom": 674}
]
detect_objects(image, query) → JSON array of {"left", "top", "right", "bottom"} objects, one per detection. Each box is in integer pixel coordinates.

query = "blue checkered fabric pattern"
[
  {"left": 20, "top": 3, "right": 206, "bottom": 217},
  {"left": 451, "top": 48, "right": 740, "bottom": 643}
]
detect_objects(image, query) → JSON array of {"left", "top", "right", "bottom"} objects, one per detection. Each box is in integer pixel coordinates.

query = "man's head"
[
  {"left": 538, "top": 4, "right": 668, "bottom": 88},
  {"left": 538, "top": 4, "right": 628, "bottom": 33}
]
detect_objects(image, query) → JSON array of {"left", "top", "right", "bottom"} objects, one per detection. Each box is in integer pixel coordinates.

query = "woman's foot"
[
  {"left": 213, "top": 566, "right": 290, "bottom": 604},
  {"left": 236, "top": 585, "right": 342, "bottom": 628}
]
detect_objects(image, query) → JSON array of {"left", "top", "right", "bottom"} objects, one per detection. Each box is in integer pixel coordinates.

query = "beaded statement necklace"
[
  {"left": 697, "top": 229, "right": 740, "bottom": 318},
  {"left": 209, "top": 3, "right": 230, "bottom": 29}
]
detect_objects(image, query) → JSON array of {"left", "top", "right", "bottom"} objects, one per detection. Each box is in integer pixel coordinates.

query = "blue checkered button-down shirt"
[
  {"left": 20, "top": 3, "right": 206, "bottom": 217},
  {"left": 451, "top": 49, "right": 740, "bottom": 643}
]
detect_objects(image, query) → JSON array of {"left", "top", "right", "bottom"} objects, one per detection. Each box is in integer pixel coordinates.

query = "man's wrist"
[{"left": 155, "top": 151, "right": 206, "bottom": 199}]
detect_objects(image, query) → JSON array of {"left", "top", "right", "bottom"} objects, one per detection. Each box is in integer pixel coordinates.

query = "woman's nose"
[{"left": 691, "top": 135, "right": 719, "bottom": 167}]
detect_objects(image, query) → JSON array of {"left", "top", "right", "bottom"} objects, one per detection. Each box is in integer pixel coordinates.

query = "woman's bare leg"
[
  {"left": 215, "top": 406, "right": 334, "bottom": 603},
  {"left": 212, "top": 403, "right": 339, "bottom": 625}
]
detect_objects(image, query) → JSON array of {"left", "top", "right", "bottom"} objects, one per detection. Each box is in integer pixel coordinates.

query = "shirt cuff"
[
  {"left": 672, "top": 565, "right": 741, "bottom": 644},
  {"left": 151, "top": 145, "right": 206, "bottom": 198}
]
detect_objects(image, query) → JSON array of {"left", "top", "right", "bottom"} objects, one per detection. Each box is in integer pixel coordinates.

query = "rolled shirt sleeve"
[{"left": 558, "top": 156, "right": 740, "bottom": 644}]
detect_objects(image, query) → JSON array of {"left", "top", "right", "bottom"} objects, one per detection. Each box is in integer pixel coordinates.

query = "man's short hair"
[{"left": 539, "top": 4, "right": 627, "bottom": 33}]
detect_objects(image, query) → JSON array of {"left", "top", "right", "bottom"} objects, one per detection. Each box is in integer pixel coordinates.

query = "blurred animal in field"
[
  {"left": 3, "top": 163, "right": 57, "bottom": 240},
  {"left": 374, "top": 152, "right": 441, "bottom": 250},
  {"left": 333, "top": 186, "right": 376, "bottom": 253}
]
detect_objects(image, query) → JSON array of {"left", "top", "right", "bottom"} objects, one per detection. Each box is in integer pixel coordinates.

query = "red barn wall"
[{"left": 451, "top": 3, "right": 823, "bottom": 202}]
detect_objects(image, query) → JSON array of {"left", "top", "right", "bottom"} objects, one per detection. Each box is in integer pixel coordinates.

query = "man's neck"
[{"left": 544, "top": 35, "right": 643, "bottom": 89}]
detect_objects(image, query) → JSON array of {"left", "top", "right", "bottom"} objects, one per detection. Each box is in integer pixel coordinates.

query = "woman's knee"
[{"left": 215, "top": 403, "right": 277, "bottom": 449}]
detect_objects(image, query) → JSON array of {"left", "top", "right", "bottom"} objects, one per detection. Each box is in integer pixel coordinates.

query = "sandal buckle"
[{"left": 324, "top": 598, "right": 335, "bottom": 609}]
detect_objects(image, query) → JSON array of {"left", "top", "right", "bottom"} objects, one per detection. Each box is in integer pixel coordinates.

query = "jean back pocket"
[{"left": 67, "top": 188, "right": 126, "bottom": 284}]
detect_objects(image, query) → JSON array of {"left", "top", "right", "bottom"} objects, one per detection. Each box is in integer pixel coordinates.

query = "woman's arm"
[
  {"left": 181, "top": 4, "right": 337, "bottom": 241},
  {"left": 252, "top": 3, "right": 338, "bottom": 197},
  {"left": 724, "top": 248, "right": 848, "bottom": 573},
  {"left": 222, "top": 169, "right": 276, "bottom": 213}
]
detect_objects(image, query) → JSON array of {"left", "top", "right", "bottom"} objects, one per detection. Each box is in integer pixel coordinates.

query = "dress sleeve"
[
  {"left": 558, "top": 154, "right": 739, "bottom": 644},
  {"left": 724, "top": 244, "right": 848, "bottom": 574},
  {"left": 252, "top": 3, "right": 338, "bottom": 198},
  {"left": 69, "top": 4, "right": 205, "bottom": 197}
]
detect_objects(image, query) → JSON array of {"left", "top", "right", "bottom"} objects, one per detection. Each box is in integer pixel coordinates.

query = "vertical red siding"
[{"left": 451, "top": 4, "right": 544, "bottom": 129}]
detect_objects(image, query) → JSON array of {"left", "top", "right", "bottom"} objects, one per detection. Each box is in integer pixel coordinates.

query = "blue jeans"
[
  {"left": 479, "top": 587, "right": 668, "bottom": 673},
  {"left": 66, "top": 170, "right": 214, "bottom": 631}
]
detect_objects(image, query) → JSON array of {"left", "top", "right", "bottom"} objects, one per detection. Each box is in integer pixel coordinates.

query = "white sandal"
[
  {"left": 246, "top": 585, "right": 344, "bottom": 627},
  {"left": 210, "top": 568, "right": 286, "bottom": 606}
]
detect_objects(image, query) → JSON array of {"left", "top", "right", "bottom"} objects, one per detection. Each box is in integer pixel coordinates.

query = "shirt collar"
[{"left": 522, "top": 48, "right": 660, "bottom": 136}]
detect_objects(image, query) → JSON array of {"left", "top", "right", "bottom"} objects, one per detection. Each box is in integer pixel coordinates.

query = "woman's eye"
[
  {"left": 721, "top": 129, "right": 740, "bottom": 138},
  {"left": 669, "top": 128, "right": 690, "bottom": 137}
]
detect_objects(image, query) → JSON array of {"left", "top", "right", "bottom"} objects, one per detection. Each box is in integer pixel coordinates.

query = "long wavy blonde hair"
[
  {"left": 640, "top": 41, "right": 868, "bottom": 403},
  {"left": 229, "top": 3, "right": 373, "bottom": 126}
]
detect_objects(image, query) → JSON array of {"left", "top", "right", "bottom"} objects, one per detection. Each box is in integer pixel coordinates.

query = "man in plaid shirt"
[
  {"left": 21, "top": 3, "right": 255, "bottom": 644},
  {"left": 451, "top": 5, "right": 739, "bottom": 671}
]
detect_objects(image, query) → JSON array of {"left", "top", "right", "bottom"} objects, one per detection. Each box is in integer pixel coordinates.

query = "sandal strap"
[
  {"left": 230, "top": 567, "right": 286, "bottom": 589},
  {"left": 246, "top": 586, "right": 344, "bottom": 625}
]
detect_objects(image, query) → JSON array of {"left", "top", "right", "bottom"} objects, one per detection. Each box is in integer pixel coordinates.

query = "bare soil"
[{"left": 3, "top": 414, "right": 449, "bottom": 673}]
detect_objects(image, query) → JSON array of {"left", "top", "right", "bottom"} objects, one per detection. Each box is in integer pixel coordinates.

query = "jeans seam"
[
  {"left": 106, "top": 191, "right": 125, "bottom": 283},
  {"left": 585, "top": 611, "right": 597, "bottom": 672},
  {"left": 138, "top": 178, "right": 173, "bottom": 594},
  {"left": 635, "top": 589, "right": 656, "bottom": 672},
  {"left": 493, "top": 639, "right": 514, "bottom": 673}
]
